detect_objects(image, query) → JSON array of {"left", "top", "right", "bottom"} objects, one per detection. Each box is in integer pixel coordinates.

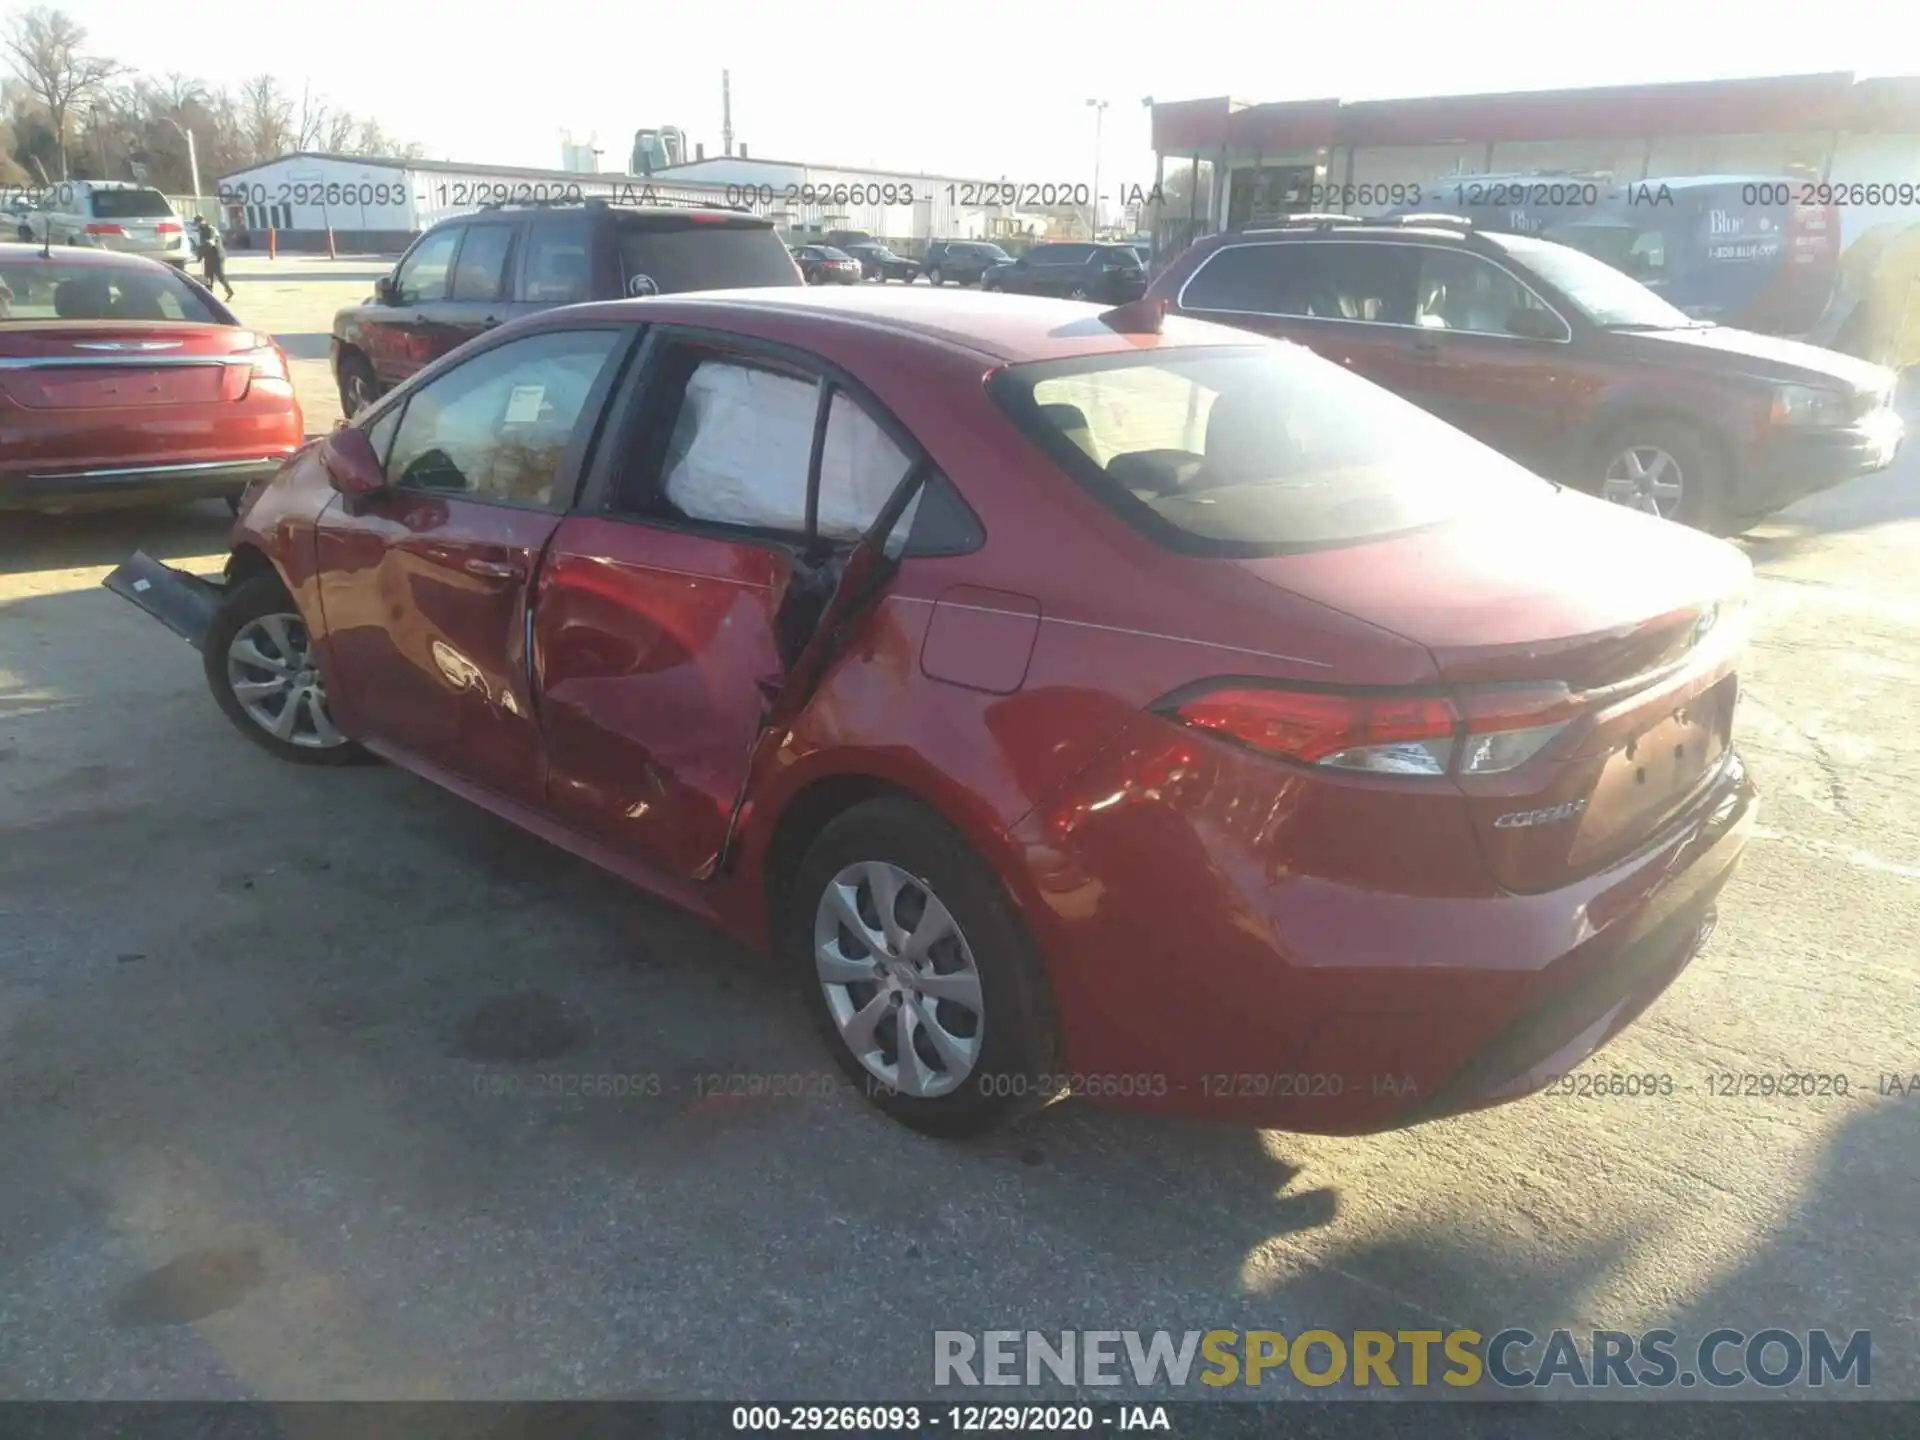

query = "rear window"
[
  {"left": 0, "top": 262, "right": 223, "bottom": 323},
  {"left": 88, "top": 188, "right": 175, "bottom": 220},
  {"left": 986, "top": 344, "right": 1550, "bottom": 555},
  {"left": 616, "top": 218, "right": 801, "bottom": 294}
]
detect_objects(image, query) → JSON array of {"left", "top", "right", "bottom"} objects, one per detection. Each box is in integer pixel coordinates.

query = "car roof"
[
  {"left": 0, "top": 242, "right": 182, "bottom": 271},
  {"left": 553, "top": 285, "right": 1268, "bottom": 364},
  {"left": 431, "top": 204, "right": 773, "bottom": 228}
]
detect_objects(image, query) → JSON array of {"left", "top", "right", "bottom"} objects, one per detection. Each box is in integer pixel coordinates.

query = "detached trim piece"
[{"left": 101, "top": 550, "right": 228, "bottom": 652}]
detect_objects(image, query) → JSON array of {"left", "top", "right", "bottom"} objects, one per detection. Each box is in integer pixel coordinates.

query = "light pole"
[
  {"left": 160, "top": 116, "right": 201, "bottom": 198},
  {"left": 1085, "top": 98, "right": 1108, "bottom": 238}
]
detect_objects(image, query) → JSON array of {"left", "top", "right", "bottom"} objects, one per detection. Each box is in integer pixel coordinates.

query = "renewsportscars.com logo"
[{"left": 933, "top": 1328, "right": 1872, "bottom": 1391}]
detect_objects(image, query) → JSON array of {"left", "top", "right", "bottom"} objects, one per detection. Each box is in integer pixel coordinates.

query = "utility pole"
[
  {"left": 722, "top": 70, "right": 734, "bottom": 158},
  {"left": 1085, "top": 99, "right": 1108, "bottom": 238},
  {"left": 161, "top": 116, "right": 201, "bottom": 197}
]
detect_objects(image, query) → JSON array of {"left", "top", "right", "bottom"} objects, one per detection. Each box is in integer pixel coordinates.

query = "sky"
[{"left": 35, "top": 0, "right": 1920, "bottom": 189}]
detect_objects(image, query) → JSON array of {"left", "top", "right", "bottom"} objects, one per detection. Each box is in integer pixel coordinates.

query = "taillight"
[
  {"left": 248, "top": 344, "right": 290, "bottom": 382},
  {"left": 226, "top": 339, "right": 293, "bottom": 398},
  {"left": 1163, "top": 682, "right": 1582, "bottom": 777},
  {"left": 156, "top": 221, "right": 182, "bottom": 234},
  {"left": 84, "top": 223, "right": 124, "bottom": 236}
]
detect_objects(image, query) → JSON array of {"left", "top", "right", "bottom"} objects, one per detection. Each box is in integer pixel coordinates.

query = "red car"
[
  {"left": 0, "top": 244, "right": 301, "bottom": 513},
  {"left": 107, "top": 287, "right": 1756, "bottom": 1138}
]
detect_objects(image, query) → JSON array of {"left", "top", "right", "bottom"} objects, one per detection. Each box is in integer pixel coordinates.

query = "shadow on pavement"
[
  {"left": 275, "top": 332, "right": 334, "bottom": 361},
  {"left": 0, "top": 502, "right": 233, "bottom": 578}
]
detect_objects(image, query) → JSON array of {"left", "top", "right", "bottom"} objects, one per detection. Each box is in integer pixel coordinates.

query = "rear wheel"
[
  {"left": 928, "top": 267, "right": 944, "bottom": 286},
  {"left": 1596, "top": 419, "right": 1726, "bottom": 532},
  {"left": 1065, "top": 283, "right": 1090, "bottom": 301},
  {"left": 204, "top": 572, "right": 373, "bottom": 766},
  {"left": 786, "top": 797, "right": 1057, "bottom": 1137},
  {"left": 336, "top": 349, "right": 379, "bottom": 418}
]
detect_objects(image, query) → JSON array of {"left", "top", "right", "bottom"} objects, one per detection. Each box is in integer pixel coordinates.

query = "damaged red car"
[{"left": 108, "top": 286, "right": 1756, "bottom": 1137}]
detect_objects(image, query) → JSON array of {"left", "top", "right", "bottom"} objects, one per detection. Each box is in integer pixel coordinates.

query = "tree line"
[{"left": 0, "top": 6, "right": 421, "bottom": 192}]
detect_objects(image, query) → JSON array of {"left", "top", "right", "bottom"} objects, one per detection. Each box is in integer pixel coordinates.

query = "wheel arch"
[
  {"left": 1572, "top": 400, "right": 1734, "bottom": 491},
  {"left": 223, "top": 541, "right": 278, "bottom": 590}
]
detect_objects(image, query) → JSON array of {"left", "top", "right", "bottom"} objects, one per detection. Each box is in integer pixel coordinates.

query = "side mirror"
[
  {"left": 374, "top": 275, "right": 398, "bottom": 305},
  {"left": 321, "top": 426, "right": 386, "bottom": 498},
  {"left": 1505, "top": 307, "right": 1565, "bottom": 341}
]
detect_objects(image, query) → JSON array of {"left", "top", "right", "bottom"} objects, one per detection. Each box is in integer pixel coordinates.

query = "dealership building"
[
  {"left": 1147, "top": 71, "right": 1920, "bottom": 249},
  {"left": 213, "top": 151, "right": 1037, "bottom": 254}
]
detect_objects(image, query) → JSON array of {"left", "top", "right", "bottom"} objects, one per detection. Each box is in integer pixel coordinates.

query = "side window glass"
[
  {"left": 1626, "top": 228, "right": 1669, "bottom": 281},
  {"left": 364, "top": 401, "right": 404, "bottom": 468},
  {"left": 394, "top": 227, "right": 461, "bottom": 304},
  {"left": 450, "top": 224, "right": 515, "bottom": 302},
  {"left": 523, "top": 216, "right": 592, "bottom": 303},
  {"left": 1416, "top": 250, "right": 1537, "bottom": 334},
  {"left": 384, "top": 329, "right": 622, "bottom": 510},
  {"left": 654, "top": 358, "right": 817, "bottom": 533},
  {"left": 1181, "top": 244, "right": 1298, "bottom": 314},
  {"left": 818, "top": 389, "right": 915, "bottom": 542}
]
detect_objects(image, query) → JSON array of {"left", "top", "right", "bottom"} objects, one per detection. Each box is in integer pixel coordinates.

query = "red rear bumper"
[{"left": 1006, "top": 726, "right": 1757, "bottom": 1133}]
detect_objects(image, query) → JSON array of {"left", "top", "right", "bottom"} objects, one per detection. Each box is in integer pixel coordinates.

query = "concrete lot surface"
[{"left": 0, "top": 258, "right": 1915, "bottom": 1408}]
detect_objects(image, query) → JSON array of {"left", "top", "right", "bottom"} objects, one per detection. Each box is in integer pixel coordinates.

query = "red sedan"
[
  {"left": 107, "top": 287, "right": 1756, "bottom": 1137},
  {"left": 0, "top": 244, "right": 300, "bottom": 513}
]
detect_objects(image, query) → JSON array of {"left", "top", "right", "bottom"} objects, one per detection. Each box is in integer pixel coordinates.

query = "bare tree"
[
  {"left": 239, "top": 73, "right": 291, "bottom": 163},
  {"left": 322, "top": 108, "right": 357, "bottom": 152},
  {"left": 3, "top": 7, "right": 121, "bottom": 179}
]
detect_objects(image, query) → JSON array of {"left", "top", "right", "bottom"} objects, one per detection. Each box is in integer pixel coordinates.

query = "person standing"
[{"left": 194, "top": 216, "right": 235, "bottom": 302}]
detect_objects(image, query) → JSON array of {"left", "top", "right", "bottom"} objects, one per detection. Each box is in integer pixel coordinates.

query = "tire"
[
  {"left": 928, "top": 267, "right": 944, "bottom": 286},
  {"left": 1065, "top": 284, "right": 1090, "bottom": 301},
  {"left": 785, "top": 797, "right": 1059, "bottom": 1138},
  {"left": 1593, "top": 417, "right": 1728, "bottom": 532},
  {"left": 336, "top": 349, "right": 379, "bottom": 419},
  {"left": 204, "top": 572, "right": 374, "bottom": 766}
]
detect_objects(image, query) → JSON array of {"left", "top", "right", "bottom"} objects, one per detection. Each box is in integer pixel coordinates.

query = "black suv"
[
  {"left": 1148, "top": 215, "right": 1902, "bottom": 531},
  {"left": 980, "top": 241, "right": 1147, "bottom": 304},
  {"left": 920, "top": 240, "right": 1012, "bottom": 288},
  {"left": 332, "top": 199, "right": 802, "bottom": 414}
]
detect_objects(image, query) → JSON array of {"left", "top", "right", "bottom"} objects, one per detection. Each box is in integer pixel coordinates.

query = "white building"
[{"left": 214, "top": 151, "right": 1029, "bottom": 254}]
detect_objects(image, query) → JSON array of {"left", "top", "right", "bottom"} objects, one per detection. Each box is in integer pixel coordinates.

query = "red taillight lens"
[
  {"left": 1171, "top": 687, "right": 1459, "bottom": 775},
  {"left": 1166, "top": 682, "right": 1582, "bottom": 777},
  {"left": 156, "top": 221, "right": 182, "bottom": 234},
  {"left": 84, "top": 223, "right": 124, "bottom": 236}
]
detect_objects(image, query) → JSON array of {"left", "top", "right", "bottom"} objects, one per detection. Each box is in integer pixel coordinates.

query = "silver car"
[{"left": 29, "top": 182, "right": 195, "bottom": 268}]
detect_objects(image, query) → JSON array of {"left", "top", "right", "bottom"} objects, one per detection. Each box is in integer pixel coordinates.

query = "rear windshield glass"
[
  {"left": 616, "top": 219, "right": 801, "bottom": 293},
  {"left": 0, "top": 262, "right": 222, "bottom": 323},
  {"left": 987, "top": 344, "right": 1551, "bottom": 555},
  {"left": 89, "top": 188, "right": 175, "bottom": 220}
]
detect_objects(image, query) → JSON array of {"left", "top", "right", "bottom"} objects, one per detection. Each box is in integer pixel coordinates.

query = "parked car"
[
  {"left": 1147, "top": 216, "right": 1902, "bottom": 531},
  {"left": 921, "top": 240, "right": 1011, "bottom": 287},
  {"left": 9, "top": 197, "right": 37, "bottom": 242},
  {"left": 823, "top": 230, "right": 875, "bottom": 251},
  {"left": 331, "top": 200, "right": 801, "bottom": 416},
  {"left": 981, "top": 242, "right": 1147, "bottom": 304},
  {"left": 111, "top": 288, "right": 1756, "bottom": 1139},
  {"left": 26, "top": 181, "right": 194, "bottom": 269},
  {"left": 794, "top": 244, "right": 863, "bottom": 285},
  {"left": 842, "top": 241, "right": 920, "bottom": 283},
  {"left": 0, "top": 245, "right": 299, "bottom": 513}
]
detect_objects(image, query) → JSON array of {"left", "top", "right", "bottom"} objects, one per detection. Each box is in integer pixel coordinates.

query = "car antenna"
[{"left": 1098, "top": 295, "right": 1165, "bottom": 335}]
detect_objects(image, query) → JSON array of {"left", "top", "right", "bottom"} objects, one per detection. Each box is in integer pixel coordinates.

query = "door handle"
[
  {"left": 1410, "top": 339, "right": 1442, "bottom": 360},
  {"left": 464, "top": 557, "right": 525, "bottom": 581}
]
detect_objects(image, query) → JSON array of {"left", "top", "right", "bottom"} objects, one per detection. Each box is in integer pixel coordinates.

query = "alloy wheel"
[
  {"left": 1603, "top": 445, "right": 1684, "bottom": 519},
  {"left": 1066, "top": 285, "right": 1089, "bottom": 301},
  {"left": 225, "top": 613, "right": 346, "bottom": 749},
  {"left": 814, "top": 860, "right": 985, "bottom": 1099},
  {"left": 343, "top": 369, "right": 378, "bottom": 416}
]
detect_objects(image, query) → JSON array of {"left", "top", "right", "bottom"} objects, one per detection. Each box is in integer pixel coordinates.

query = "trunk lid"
[
  {"left": 0, "top": 322, "right": 255, "bottom": 409},
  {"left": 1236, "top": 488, "right": 1751, "bottom": 891}
]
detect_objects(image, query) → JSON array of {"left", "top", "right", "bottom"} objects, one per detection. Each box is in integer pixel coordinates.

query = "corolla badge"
[
  {"left": 1494, "top": 798, "right": 1588, "bottom": 829},
  {"left": 1692, "top": 603, "right": 1720, "bottom": 647}
]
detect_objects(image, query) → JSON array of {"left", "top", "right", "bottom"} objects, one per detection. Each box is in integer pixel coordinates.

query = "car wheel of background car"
[
  {"left": 928, "top": 267, "right": 944, "bottom": 286},
  {"left": 787, "top": 796, "right": 1058, "bottom": 1138},
  {"left": 204, "top": 572, "right": 373, "bottom": 767},
  {"left": 1598, "top": 419, "right": 1725, "bottom": 531},
  {"left": 1066, "top": 284, "right": 1090, "bottom": 301},
  {"left": 336, "top": 350, "right": 380, "bottom": 418}
]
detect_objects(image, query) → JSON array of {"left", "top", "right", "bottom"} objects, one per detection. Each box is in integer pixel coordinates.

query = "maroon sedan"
[
  {"left": 0, "top": 244, "right": 301, "bottom": 513},
  {"left": 108, "top": 287, "right": 1756, "bottom": 1137}
]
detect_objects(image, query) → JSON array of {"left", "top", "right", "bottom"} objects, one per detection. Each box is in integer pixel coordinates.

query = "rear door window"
[
  {"left": 617, "top": 217, "right": 801, "bottom": 295},
  {"left": 1413, "top": 248, "right": 1560, "bottom": 335},
  {"left": 1183, "top": 241, "right": 1415, "bottom": 323},
  {"left": 522, "top": 214, "right": 593, "bottom": 304},
  {"left": 449, "top": 223, "right": 516, "bottom": 301}
]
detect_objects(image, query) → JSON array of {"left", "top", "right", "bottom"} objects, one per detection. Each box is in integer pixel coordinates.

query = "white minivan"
[{"left": 29, "top": 182, "right": 195, "bottom": 268}]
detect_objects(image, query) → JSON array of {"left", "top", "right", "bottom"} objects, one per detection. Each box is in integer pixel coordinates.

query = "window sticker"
[{"left": 503, "top": 384, "right": 546, "bottom": 425}]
